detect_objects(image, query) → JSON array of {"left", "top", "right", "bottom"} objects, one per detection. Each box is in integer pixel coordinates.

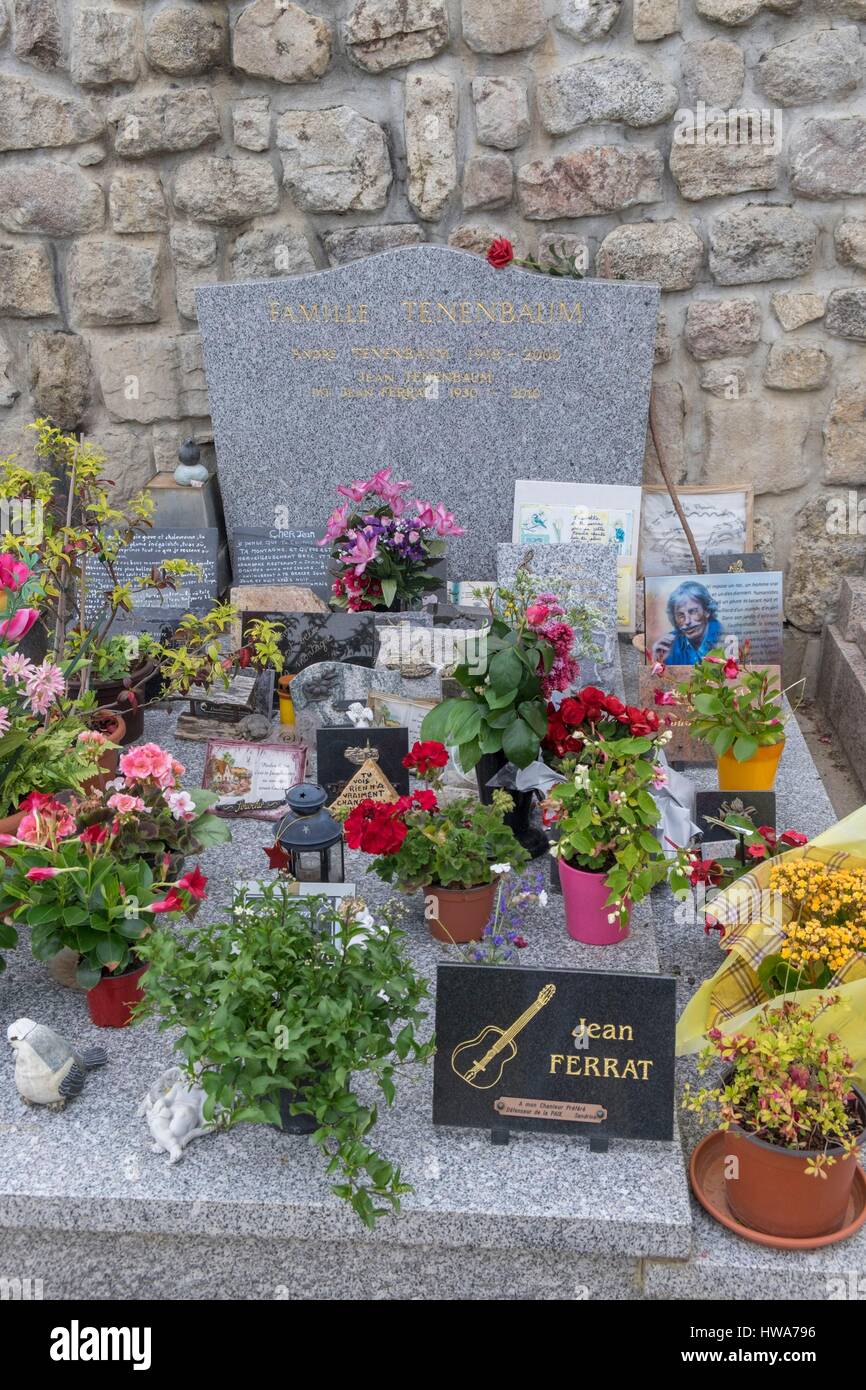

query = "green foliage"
[
  {"left": 421, "top": 568, "right": 598, "bottom": 770},
  {"left": 550, "top": 732, "right": 690, "bottom": 930},
  {"left": 677, "top": 651, "right": 791, "bottom": 761},
  {"left": 371, "top": 789, "right": 529, "bottom": 891},
  {"left": 0, "top": 700, "right": 103, "bottom": 820},
  {"left": 682, "top": 996, "right": 862, "bottom": 1174},
  {"left": 135, "top": 885, "right": 435, "bottom": 1227}
]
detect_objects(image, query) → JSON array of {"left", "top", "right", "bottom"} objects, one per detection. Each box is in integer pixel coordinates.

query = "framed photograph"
[
  {"left": 203, "top": 739, "right": 308, "bottom": 815},
  {"left": 369, "top": 690, "right": 438, "bottom": 746},
  {"left": 644, "top": 571, "right": 783, "bottom": 667},
  {"left": 316, "top": 725, "right": 410, "bottom": 803},
  {"left": 640, "top": 486, "right": 753, "bottom": 578},
  {"left": 511, "top": 480, "right": 641, "bottom": 630}
]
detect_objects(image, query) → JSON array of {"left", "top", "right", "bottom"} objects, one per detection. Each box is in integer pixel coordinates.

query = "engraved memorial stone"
[
  {"left": 231, "top": 527, "right": 334, "bottom": 598},
  {"left": 196, "top": 246, "right": 659, "bottom": 579}
]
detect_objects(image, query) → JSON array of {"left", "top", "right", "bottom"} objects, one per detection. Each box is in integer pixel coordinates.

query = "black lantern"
[{"left": 276, "top": 783, "right": 345, "bottom": 883}]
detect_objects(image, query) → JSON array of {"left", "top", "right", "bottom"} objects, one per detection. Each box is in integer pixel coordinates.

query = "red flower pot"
[
  {"left": 559, "top": 859, "right": 630, "bottom": 945},
  {"left": 86, "top": 961, "right": 148, "bottom": 1029}
]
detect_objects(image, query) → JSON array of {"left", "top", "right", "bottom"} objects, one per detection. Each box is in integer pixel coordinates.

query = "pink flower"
[
  {"left": 432, "top": 503, "right": 464, "bottom": 537},
  {"left": 651, "top": 660, "right": 665, "bottom": 676},
  {"left": 0, "top": 607, "right": 39, "bottom": 642},
  {"left": 654, "top": 689, "right": 677, "bottom": 706},
  {"left": 1, "top": 652, "right": 34, "bottom": 682},
  {"left": 0, "top": 705, "right": 8, "bottom": 736},
  {"left": 25, "top": 866, "right": 59, "bottom": 881},
  {"left": 318, "top": 502, "right": 350, "bottom": 546},
  {"left": 80, "top": 823, "right": 107, "bottom": 847},
  {"left": 0, "top": 832, "right": 20, "bottom": 846},
  {"left": 78, "top": 729, "right": 108, "bottom": 746},
  {"left": 413, "top": 501, "right": 437, "bottom": 530},
  {"left": 651, "top": 766, "right": 668, "bottom": 790},
  {"left": 119, "top": 742, "right": 175, "bottom": 789},
  {"left": 723, "top": 658, "right": 740, "bottom": 679},
  {"left": 107, "top": 793, "right": 145, "bottom": 815},
  {"left": 24, "top": 661, "right": 65, "bottom": 716},
  {"left": 144, "top": 888, "right": 184, "bottom": 915},
  {"left": 166, "top": 789, "right": 195, "bottom": 821},
  {"left": 0, "top": 554, "right": 31, "bottom": 591},
  {"left": 526, "top": 604, "right": 551, "bottom": 628},
  {"left": 345, "top": 532, "right": 379, "bottom": 575}
]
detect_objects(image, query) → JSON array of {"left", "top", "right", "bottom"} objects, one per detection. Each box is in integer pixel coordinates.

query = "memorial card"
[
  {"left": 83, "top": 528, "right": 221, "bottom": 637},
  {"left": 640, "top": 486, "right": 753, "bottom": 577},
  {"left": 203, "top": 739, "right": 307, "bottom": 815},
  {"left": 644, "top": 571, "right": 784, "bottom": 667},
  {"left": 511, "top": 480, "right": 641, "bottom": 629},
  {"left": 433, "top": 964, "right": 676, "bottom": 1142},
  {"left": 369, "top": 690, "right": 439, "bottom": 746}
]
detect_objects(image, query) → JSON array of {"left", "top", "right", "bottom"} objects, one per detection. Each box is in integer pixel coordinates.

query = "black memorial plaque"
[
  {"left": 694, "top": 790, "right": 776, "bottom": 840},
  {"left": 242, "top": 609, "right": 376, "bottom": 674},
  {"left": 433, "top": 963, "right": 676, "bottom": 1141},
  {"left": 83, "top": 528, "right": 221, "bottom": 638},
  {"left": 231, "top": 527, "right": 334, "bottom": 598},
  {"left": 706, "top": 552, "right": 766, "bottom": 573},
  {"left": 316, "top": 725, "right": 410, "bottom": 802}
]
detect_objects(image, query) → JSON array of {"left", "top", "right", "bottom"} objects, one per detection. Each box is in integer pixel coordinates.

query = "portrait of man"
[{"left": 651, "top": 580, "right": 724, "bottom": 665}]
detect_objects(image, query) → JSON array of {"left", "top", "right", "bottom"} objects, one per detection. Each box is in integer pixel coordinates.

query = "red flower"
[
  {"left": 487, "top": 237, "right": 514, "bottom": 269},
  {"left": 654, "top": 689, "right": 676, "bottom": 706},
  {"left": 704, "top": 914, "right": 725, "bottom": 938},
  {"left": 688, "top": 855, "right": 723, "bottom": 887},
  {"left": 746, "top": 843, "right": 767, "bottom": 860},
  {"left": 237, "top": 646, "right": 252, "bottom": 669},
  {"left": 178, "top": 866, "right": 208, "bottom": 901},
  {"left": 26, "top": 866, "right": 59, "bottom": 881},
  {"left": 343, "top": 798, "right": 408, "bottom": 855},
  {"left": 146, "top": 888, "right": 183, "bottom": 914},
  {"left": 18, "top": 791, "right": 59, "bottom": 814},
  {"left": 403, "top": 740, "right": 449, "bottom": 775},
  {"left": 779, "top": 829, "right": 808, "bottom": 847},
  {"left": 412, "top": 789, "right": 438, "bottom": 812},
  {"left": 757, "top": 825, "right": 777, "bottom": 846},
  {"left": 558, "top": 697, "right": 587, "bottom": 727},
  {"left": 80, "top": 824, "right": 108, "bottom": 847},
  {"left": 723, "top": 658, "right": 740, "bottom": 679}
]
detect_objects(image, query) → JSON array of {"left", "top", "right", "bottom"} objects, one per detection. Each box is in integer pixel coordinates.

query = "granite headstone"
[
  {"left": 196, "top": 246, "right": 659, "bottom": 579},
  {"left": 83, "top": 528, "right": 221, "bottom": 639},
  {"left": 231, "top": 528, "right": 333, "bottom": 599}
]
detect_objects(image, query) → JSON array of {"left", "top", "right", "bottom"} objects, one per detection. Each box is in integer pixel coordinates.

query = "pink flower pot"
[{"left": 559, "top": 859, "right": 630, "bottom": 946}]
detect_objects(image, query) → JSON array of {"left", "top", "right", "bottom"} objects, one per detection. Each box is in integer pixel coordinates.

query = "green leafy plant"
[
  {"left": 548, "top": 709, "right": 690, "bottom": 930},
  {"left": 0, "top": 793, "right": 204, "bottom": 985},
  {"left": 0, "top": 705, "right": 104, "bottom": 822},
  {"left": 676, "top": 649, "right": 796, "bottom": 763},
  {"left": 682, "top": 996, "right": 863, "bottom": 1175},
  {"left": 135, "top": 885, "right": 435, "bottom": 1228},
  {"left": 420, "top": 569, "right": 598, "bottom": 770}
]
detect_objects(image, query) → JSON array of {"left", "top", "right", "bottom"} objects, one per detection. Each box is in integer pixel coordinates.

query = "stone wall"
[{"left": 1, "top": 0, "right": 866, "bottom": 633}]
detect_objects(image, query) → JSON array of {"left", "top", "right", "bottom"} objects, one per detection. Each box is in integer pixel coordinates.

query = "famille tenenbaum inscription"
[{"left": 196, "top": 246, "right": 659, "bottom": 580}]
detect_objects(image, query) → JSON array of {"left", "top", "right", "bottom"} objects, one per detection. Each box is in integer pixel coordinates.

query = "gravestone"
[
  {"left": 231, "top": 527, "right": 333, "bottom": 598},
  {"left": 196, "top": 246, "right": 659, "bottom": 580},
  {"left": 83, "top": 528, "right": 221, "bottom": 639}
]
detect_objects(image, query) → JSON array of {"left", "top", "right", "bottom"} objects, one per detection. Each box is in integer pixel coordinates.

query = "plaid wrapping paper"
[{"left": 704, "top": 844, "right": 866, "bottom": 1024}]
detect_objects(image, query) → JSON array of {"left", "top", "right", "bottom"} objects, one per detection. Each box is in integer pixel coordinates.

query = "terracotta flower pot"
[
  {"left": 81, "top": 709, "right": 126, "bottom": 795},
  {"left": 724, "top": 1094, "right": 866, "bottom": 1239},
  {"left": 70, "top": 660, "right": 156, "bottom": 745},
  {"left": 0, "top": 808, "right": 26, "bottom": 840},
  {"left": 559, "top": 859, "right": 630, "bottom": 945},
  {"left": 86, "top": 961, "right": 148, "bottom": 1029},
  {"left": 424, "top": 881, "right": 497, "bottom": 944},
  {"left": 717, "top": 739, "right": 785, "bottom": 792}
]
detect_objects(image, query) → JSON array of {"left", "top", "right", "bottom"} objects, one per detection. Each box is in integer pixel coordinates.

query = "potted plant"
[
  {"left": 0, "top": 793, "right": 207, "bottom": 1024},
  {"left": 319, "top": 466, "right": 463, "bottom": 612},
  {"left": 683, "top": 996, "right": 866, "bottom": 1240},
  {"left": 421, "top": 569, "right": 598, "bottom": 778},
  {"left": 674, "top": 648, "right": 795, "bottom": 791},
  {"left": 136, "top": 885, "right": 435, "bottom": 1229},
  {"left": 0, "top": 549, "right": 109, "bottom": 835},
  {"left": 545, "top": 686, "right": 690, "bottom": 943},
  {"left": 340, "top": 741, "right": 529, "bottom": 943}
]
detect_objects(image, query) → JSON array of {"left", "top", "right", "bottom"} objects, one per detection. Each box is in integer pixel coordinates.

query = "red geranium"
[
  {"left": 487, "top": 237, "right": 514, "bottom": 269},
  {"left": 343, "top": 799, "right": 408, "bottom": 856},
  {"left": 779, "top": 829, "right": 808, "bottom": 847},
  {"left": 403, "top": 740, "right": 449, "bottom": 776}
]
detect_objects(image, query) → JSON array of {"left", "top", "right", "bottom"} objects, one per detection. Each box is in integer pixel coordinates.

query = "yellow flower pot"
[{"left": 717, "top": 739, "right": 785, "bottom": 791}]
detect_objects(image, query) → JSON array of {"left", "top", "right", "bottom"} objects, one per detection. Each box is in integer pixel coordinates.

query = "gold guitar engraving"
[{"left": 451, "top": 984, "right": 556, "bottom": 1090}]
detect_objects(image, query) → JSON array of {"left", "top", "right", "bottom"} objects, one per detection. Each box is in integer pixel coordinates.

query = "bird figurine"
[{"left": 7, "top": 1018, "right": 108, "bottom": 1110}]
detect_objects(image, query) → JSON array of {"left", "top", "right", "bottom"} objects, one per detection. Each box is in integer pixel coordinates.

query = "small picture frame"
[{"left": 203, "top": 739, "right": 308, "bottom": 816}]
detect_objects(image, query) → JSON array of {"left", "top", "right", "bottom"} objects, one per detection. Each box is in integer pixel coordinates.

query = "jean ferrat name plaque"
[{"left": 196, "top": 246, "right": 658, "bottom": 579}]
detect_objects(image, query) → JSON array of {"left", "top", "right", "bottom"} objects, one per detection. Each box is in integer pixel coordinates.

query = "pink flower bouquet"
[{"left": 319, "top": 468, "right": 464, "bottom": 612}]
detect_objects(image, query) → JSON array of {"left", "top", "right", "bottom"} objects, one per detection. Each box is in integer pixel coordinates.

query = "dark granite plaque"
[
  {"left": 241, "top": 609, "right": 376, "bottom": 674},
  {"left": 316, "top": 725, "right": 410, "bottom": 802},
  {"left": 433, "top": 963, "right": 675, "bottom": 1141},
  {"left": 231, "top": 527, "right": 334, "bottom": 598},
  {"left": 82, "top": 528, "right": 221, "bottom": 638},
  {"left": 706, "top": 552, "right": 766, "bottom": 573},
  {"left": 694, "top": 790, "right": 776, "bottom": 839}
]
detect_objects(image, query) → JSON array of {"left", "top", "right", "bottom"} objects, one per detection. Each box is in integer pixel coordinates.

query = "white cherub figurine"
[
  {"left": 138, "top": 1067, "right": 215, "bottom": 1165},
  {"left": 346, "top": 701, "right": 374, "bottom": 728}
]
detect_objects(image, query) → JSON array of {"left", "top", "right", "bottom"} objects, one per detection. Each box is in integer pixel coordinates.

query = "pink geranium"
[
  {"left": 107, "top": 793, "right": 145, "bottom": 815},
  {"left": 119, "top": 742, "right": 176, "bottom": 789}
]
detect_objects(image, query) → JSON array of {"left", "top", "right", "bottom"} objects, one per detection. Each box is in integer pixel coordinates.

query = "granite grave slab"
[{"left": 196, "top": 246, "right": 659, "bottom": 579}]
